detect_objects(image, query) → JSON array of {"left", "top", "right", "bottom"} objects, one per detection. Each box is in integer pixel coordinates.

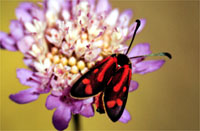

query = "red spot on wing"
[
  {"left": 93, "top": 69, "right": 99, "bottom": 73},
  {"left": 106, "top": 100, "right": 116, "bottom": 108},
  {"left": 113, "top": 83, "right": 121, "bottom": 92},
  {"left": 113, "top": 66, "right": 130, "bottom": 92},
  {"left": 96, "top": 56, "right": 110, "bottom": 65},
  {"left": 82, "top": 78, "right": 90, "bottom": 84},
  {"left": 123, "top": 86, "right": 127, "bottom": 92},
  {"left": 123, "top": 65, "right": 129, "bottom": 68},
  {"left": 85, "top": 84, "right": 93, "bottom": 95},
  {"left": 97, "top": 57, "right": 117, "bottom": 82},
  {"left": 116, "top": 99, "right": 123, "bottom": 106}
]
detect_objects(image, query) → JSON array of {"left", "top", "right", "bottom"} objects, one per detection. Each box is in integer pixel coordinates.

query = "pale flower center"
[{"left": 24, "top": 1, "right": 127, "bottom": 92}]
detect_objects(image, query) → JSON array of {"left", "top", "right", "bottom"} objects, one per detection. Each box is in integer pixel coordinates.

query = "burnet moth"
[{"left": 70, "top": 19, "right": 172, "bottom": 122}]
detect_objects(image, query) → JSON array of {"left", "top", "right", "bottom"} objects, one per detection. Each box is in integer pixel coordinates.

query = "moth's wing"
[
  {"left": 104, "top": 65, "right": 132, "bottom": 122},
  {"left": 95, "top": 92, "right": 105, "bottom": 114},
  {"left": 70, "top": 56, "right": 117, "bottom": 98}
]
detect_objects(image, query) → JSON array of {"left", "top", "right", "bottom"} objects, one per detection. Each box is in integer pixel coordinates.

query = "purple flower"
[{"left": 1, "top": 0, "right": 166, "bottom": 130}]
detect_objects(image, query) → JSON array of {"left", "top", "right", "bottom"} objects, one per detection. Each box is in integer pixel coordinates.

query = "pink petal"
[
  {"left": 96, "top": 0, "right": 111, "bottom": 13},
  {"left": 135, "top": 60, "right": 165, "bottom": 74},
  {"left": 136, "top": 18, "right": 146, "bottom": 34},
  {"left": 18, "top": 2, "right": 44, "bottom": 21},
  {"left": 127, "top": 18, "right": 146, "bottom": 39},
  {"left": 83, "top": 97, "right": 94, "bottom": 104},
  {"left": 16, "top": 68, "right": 40, "bottom": 88},
  {"left": 23, "top": 58, "right": 33, "bottom": 67},
  {"left": 15, "top": 8, "right": 32, "bottom": 23},
  {"left": 47, "top": 0, "right": 64, "bottom": 13},
  {"left": 128, "top": 43, "right": 152, "bottom": 58},
  {"left": 88, "top": 0, "right": 95, "bottom": 11},
  {"left": 119, "top": 109, "right": 131, "bottom": 123},
  {"left": 80, "top": 104, "right": 94, "bottom": 117},
  {"left": 129, "top": 80, "right": 139, "bottom": 92},
  {"left": 71, "top": 0, "right": 78, "bottom": 17},
  {"left": 9, "top": 87, "right": 39, "bottom": 104},
  {"left": 1, "top": 34, "right": 17, "bottom": 51},
  {"left": 31, "top": 7, "right": 45, "bottom": 21},
  {"left": 46, "top": 95, "right": 62, "bottom": 110},
  {"left": 10, "top": 20, "right": 24, "bottom": 40},
  {"left": 118, "top": 9, "right": 133, "bottom": 27},
  {"left": 53, "top": 105, "right": 72, "bottom": 130},
  {"left": 18, "top": 2, "right": 33, "bottom": 10},
  {"left": 104, "top": 9, "right": 119, "bottom": 26},
  {"left": 51, "top": 90, "right": 63, "bottom": 96},
  {"left": 71, "top": 101, "right": 83, "bottom": 114},
  {"left": 0, "top": 32, "right": 7, "bottom": 41},
  {"left": 84, "top": 48, "right": 101, "bottom": 62},
  {"left": 17, "top": 35, "right": 34, "bottom": 53}
]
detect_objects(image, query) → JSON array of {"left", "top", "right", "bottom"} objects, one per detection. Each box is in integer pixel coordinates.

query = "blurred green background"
[{"left": 0, "top": 0, "right": 199, "bottom": 130}]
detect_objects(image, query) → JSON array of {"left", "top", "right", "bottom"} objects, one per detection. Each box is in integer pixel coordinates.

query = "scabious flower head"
[{"left": 0, "top": 0, "right": 166, "bottom": 130}]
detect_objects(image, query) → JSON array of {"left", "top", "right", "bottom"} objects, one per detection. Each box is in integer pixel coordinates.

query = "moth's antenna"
[
  {"left": 129, "top": 52, "right": 172, "bottom": 59},
  {"left": 125, "top": 19, "right": 141, "bottom": 55}
]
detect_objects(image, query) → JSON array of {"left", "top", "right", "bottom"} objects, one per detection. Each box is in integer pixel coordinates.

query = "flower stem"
[{"left": 73, "top": 114, "right": 81, "bottom": 131}]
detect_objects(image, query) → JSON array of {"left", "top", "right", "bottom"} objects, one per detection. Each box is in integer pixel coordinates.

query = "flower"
[{"left": 0, "top": 0, "right": 166, "bottom": 130}]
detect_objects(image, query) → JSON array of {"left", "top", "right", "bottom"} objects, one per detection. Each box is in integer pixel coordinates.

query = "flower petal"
[
  {"left": 10, "top": 20, "right": 24, "bottom": 40},
  {"left": 135, "top": 60, "right": 165, "bottom": 74},
  {"left": 18, "top": 2, "right": 33, "bottom": 10},
  {"left": 84, "top": 48, "right": 101, "bottom": 62},
  {"left": 45, "top": 95, "right": 62, "bottom": 110},
  {"left": 31, "top": 7, "right": 45, "bottom": 21},
  {"left": 9, "top": 87, "right": 39, "bottom": 104},
  {"left": 88, "top": 0, "right": 95, "bottom": 11},
  {"left": 104, "top": 9, "right": 119, "bottom": 27},
  {"left": 0, "top": 32, "right": 7, "bottom": 41},
  {"left": 96, "top": 0, "right": 111, "bottom": 14},
  {"left": 1, "top": 34, "right": 17, "bottom": 51},
  {"left": 83, "top": 97, "right": 94, "bottom": 104},
  {"left": 71, "top": 100, "right": 83, "bottom": 114},
  {"left": 17, "top": 35, "right": 34, "bottom": 53},
  {"left": 15, "top": 8, "right": 32, "bottom": 23},
  {"left": 129, "top": 80, "right": 139, "bottom": 92},
  {"left": 17, "top": 68, "right": 40, "bottom": 88},
  {"left": 23, "top": 58, "right": 34, "bottom": 67},
  {"left": 80, "top": 104, "right": 94, "bottom": 117},
  {"left": 119, "top": 109, "right": 131, "bottom": 123},
  {"left": 47, "top": 0, "right": 63, "bottom": 13},
  {"left": 128, "top": 43, "right": 152, "bottom": 58},
  {"left": 53, "top": 105, "right": 71, "bottom": 130},
  {"left": 118, "top": 9, "right": 133, "bottom": 27},
  {"left": 136, "top": 18, "right": 146, "bottom": 34},
  {"left": 127, "top": 18, "right": 146, "bottom": 39}
]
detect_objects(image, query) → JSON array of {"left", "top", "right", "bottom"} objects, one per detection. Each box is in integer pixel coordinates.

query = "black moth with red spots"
[
  {"left": 70, "top": 19, "right": 171, "bottom": 122},
  {"left": 70, "top": 54, "right": 132, "bottom": 122},
  {"left": 70, "top": 20, "right": 140, "bottom": 122}
]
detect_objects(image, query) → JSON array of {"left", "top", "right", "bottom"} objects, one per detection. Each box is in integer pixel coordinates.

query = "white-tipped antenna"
[
  {"left": 129, "top": 52, "right": 172, "bottom": 59},
  {"left": 125, "top": 19, "right": 141, "bottom": 55}
]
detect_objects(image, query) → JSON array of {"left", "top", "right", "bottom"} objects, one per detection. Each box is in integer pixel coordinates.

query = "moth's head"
[{"left": 116, "top": 54, "right": 131, "bottom": 67}]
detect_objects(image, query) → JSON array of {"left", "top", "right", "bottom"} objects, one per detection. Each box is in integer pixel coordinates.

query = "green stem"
[{"left": 73, "top": 114, "right": 80, "bottom": 131}]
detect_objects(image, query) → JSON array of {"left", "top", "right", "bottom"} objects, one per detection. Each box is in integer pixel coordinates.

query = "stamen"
[
  {"left": 51, "top": 47, "right": 58, "bottom": 55},
  {"left": 77, "top": 60, "right": 86, "bottom": 70},
  {"left": 71, "top": 65, "right": 79, "bottom": 74},
  {"left": 53, "top": 55, "right": 60, "bottom": 64},
  {"left": 69, "top": 56, "right": 77, "bottom": 66},
  {"left": 87, "top": 62, "right": 95, "bottom": 69},
  {"left": 61, "top": 57, "right": 68, "bottom": 65}
]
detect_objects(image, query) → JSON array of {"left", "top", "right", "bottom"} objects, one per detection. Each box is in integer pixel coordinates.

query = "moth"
[{"left": 70, "top": 19, "right": 171, "bottom": 122}]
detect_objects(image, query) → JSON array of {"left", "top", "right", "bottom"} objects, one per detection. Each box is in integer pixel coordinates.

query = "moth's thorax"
[{"left": 111, "top": 54, "right": 132, "bottom": 68}]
